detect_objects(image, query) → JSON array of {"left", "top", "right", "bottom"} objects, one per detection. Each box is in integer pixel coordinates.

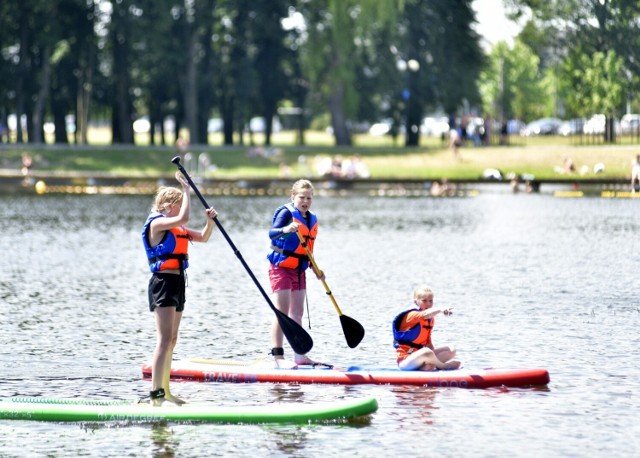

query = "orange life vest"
[
  {"left": 392, "top": 308, "right": 434, "bottom": 362},
  {"left": 267, "top": 203, "right": 318, "bottom": 270},
  {"left": 142, "top": 212, "right": 191, "bottom": 272}
]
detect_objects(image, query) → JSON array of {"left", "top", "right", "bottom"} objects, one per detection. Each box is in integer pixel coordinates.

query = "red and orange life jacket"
[
  {"left": 267, "top": 203, "right": 318, "bottom": 270},
  {"left": 142, "top": 212, "right": 191, "bottom": 272},
  {"left": 392, "top": 308, "right": 434, "bottom": 362}
]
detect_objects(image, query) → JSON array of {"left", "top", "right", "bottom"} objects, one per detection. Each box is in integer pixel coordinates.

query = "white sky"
[
  {"left": 282, "top": 1, "right": 522, "bottom": 52},
  {"left": 472, "top": 0, "right": 524, "bottom": 51}
]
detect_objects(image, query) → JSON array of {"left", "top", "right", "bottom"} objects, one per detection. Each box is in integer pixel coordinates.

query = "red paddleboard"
[{"left": 142, "top": 359, "right": 550, "bottom": 389}]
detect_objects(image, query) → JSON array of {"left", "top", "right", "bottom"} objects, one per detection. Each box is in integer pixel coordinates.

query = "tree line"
[{"left": 0, "top": 0, "right": 638, "bottom": 147}]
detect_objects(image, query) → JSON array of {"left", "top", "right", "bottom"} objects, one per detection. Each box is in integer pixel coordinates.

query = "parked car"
[
  {"left": 208, "top": 118, "right": 223, "bottom": 133},
  {"left": 522, "top": 117, "right": 562, "bottom": 136},
  {"left": 369, "top": 120, "right": 392, "bottom": 136},
  {"left": 558, "top": 118, "right": 586, "bottom": 136},
  {"left": 506, "top": 119, "right": 526, "bottom": 135},
  {"left": 420, "top": 116, "right": 450, "bottom": 137},
  {"left": 620, "top": 113, "right": 640, "bottom": 135},
  {"left": 368, "top": 119, "right": 405, "bottom": 136},
  {"left": 246, "top": 116, "right": 282, "bottom": 133},
  {"left": 583, "top": 114, "right": 620, "bottom": 135}
]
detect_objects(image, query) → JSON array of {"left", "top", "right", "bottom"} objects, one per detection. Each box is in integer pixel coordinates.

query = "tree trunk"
[
  {"left": 15, "top": 3, "right": 30, "bottom": 143},
  {"left": 32, "top": 46, "right": 52, "bottom": 144},
  {"left": 222, "top": 99, "right": 234, "bottom": 145},
  {"left": 329, "top": 84, "right": 351, "bottom": 146},
  {"left": 196, "top": 0, "right": 215, "bottom": 145},
  {"left": 111, "top": 4, "right": 133, "bottom": 144},
  {"left": 184, "top": 27, "right": 199, "bottom": 144},
  {"left": 181, "top": 2, "right": 200, "bottom": 146},
  {"left": 77, "top": 63, "right": 93, "bottom": 145},
  {"left": 52, "top": 96, "right": 67, "bottom": 144},
  {"left": 604, "top": 116, "right": 615, "bottom": 143}
]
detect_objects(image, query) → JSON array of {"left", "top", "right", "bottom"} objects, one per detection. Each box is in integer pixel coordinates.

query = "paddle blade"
[
  {"left": 276, "top": 310, "right": 314, "bottom": 355},
  {"left": 340, "top": 314, "right": 365, "bottom": 348}
]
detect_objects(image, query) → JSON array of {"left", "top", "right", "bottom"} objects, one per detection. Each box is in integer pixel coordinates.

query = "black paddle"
[
  {"left": 295, "top": 231, "right": 365, "bottom": 348},
  {"left": 171, "top": 156, "right": 313, "bottom": 355}
]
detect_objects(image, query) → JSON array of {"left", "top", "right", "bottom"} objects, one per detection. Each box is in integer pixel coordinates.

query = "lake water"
[{"left": 0, "top": 189, "right": 639, "bottom": 457}]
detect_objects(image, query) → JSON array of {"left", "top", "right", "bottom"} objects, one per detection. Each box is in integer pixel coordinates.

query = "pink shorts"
[{"left": 269, "top": 264, "right": 306, "bottom": 292}]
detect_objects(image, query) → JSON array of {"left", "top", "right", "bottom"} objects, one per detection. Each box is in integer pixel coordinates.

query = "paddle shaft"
[
  {"left": 171, "top": 157, "right": 313, "bottom": 354},
  {"left": 295, "top": 231, "right": 344, "bottom": 316},
  {"left": 294, "top": 230, "right": 365, "bottom": 348}
]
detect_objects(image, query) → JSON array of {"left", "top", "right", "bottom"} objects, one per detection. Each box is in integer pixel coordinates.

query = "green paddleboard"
[{"left": 0, "top": 396, "right": 377, "bottom": 424}]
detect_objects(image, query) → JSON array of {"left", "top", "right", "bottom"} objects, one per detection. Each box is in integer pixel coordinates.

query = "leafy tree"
[
  {"left": 252, "top": 1, "right": 290, "bottom": 145},
  {"left": 507, "top": 0, "right": 640, "bottom": 141},
  {"left": 108, "top": 0, "right": 136, "bottom": 144},
  {"left": 479, "top": 40, "right": 550, "bottom": 122},
  {"left": 56, "top": 0, "right": 100, "bottom": 145},
  {"left": 393, "top": 0, "right": 484, "bottom": 146},
  {"left": 298, "top": 0, "right": 401, "bottom": 146},
  {"left": 562, "top": 50, "right": 623, "bottom": 141}
]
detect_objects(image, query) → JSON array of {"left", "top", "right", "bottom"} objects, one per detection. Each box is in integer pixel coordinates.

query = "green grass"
[{"left": 1, "top": 130, "right": 637, "bottom": 181}]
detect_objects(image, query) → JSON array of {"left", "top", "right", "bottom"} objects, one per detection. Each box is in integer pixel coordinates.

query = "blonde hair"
[
  {"left": 291, "top": 179, "right": 314, "bottom": 197},
  {"left": 152, "top": 186, "right": 183, "bottom": 213},
  {"left": 413, "top": 285, "right": 433, "bottom": 300}
]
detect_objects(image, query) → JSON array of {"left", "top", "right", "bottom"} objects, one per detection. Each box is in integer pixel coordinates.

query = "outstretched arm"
[{"left": 423, "top": 307, "right": 453, "bottom": 318}]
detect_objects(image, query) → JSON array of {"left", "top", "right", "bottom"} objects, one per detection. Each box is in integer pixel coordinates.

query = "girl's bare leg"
[
  {"left": 162, "top": 311, "right": 185, "bottom": 405},
  {"left": 289, "top": 289, "right": 316, "bottom": 364},
  {"left": 271, "top": 290, "right": 295, "bottom": 367},
  {"left": 399, "top": 347, "right": 460, "bottom": 371}
]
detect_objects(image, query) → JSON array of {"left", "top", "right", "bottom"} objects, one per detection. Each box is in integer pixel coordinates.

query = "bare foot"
[
  {"left": 443, "top": 360, "right": 461, "bottom": 370},
  {"left": 164, "top": 392, "right": 186, "bottom": 405},
  {"left": 274, "top": 358, "right": 297, "bottom": 369},
  {"left": 294, "top": 355, "right": 318, "bottom": 365}
]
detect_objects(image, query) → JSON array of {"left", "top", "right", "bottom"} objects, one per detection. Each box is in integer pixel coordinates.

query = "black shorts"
[{"left": 148, "top": 273, "right": 186, "bottom": 312}]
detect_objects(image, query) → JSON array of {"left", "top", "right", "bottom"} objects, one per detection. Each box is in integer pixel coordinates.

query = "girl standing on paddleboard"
[
  {"left": 142, "top": 171, "right": 217, "bottom": 405},
  {"left": 393, "top": 286, "right": 461, "bottom": 371},
  {"left": 267, "top": 179, "right": 324, "bottom": 367}
]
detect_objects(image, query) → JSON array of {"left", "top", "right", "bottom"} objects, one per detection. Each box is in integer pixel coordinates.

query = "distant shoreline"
[{"left": 0, "top": 169, "right": 634, "bottom": 197}]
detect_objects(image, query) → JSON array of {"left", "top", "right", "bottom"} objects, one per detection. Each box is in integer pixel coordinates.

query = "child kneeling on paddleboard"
[
  {"left": 142, "top": 171, "right": 217, "bottom": 405},
  {"left": 393, "top": 286, "right": 461, "bottom": 371}
]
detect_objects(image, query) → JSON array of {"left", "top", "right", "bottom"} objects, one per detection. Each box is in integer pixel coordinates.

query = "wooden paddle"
[
  {"left": 295, "top": 231, "right": 365, "bottom": 348},
  {"left": 171, "top": 156, "right": 313, "bottom": 355}
]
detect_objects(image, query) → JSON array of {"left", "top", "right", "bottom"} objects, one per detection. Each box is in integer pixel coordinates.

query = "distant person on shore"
[
  {"left": 267, "top": 179, "right": 324, "bottom": 368},
  {"left": 342, "top": 155, "right": 370, "bottom": 179},
  {"left": 430, "top": 179, "right": 455, "bottom": 197},
  {"left": 508, "top": 173, "right": 521, "bottom": 193},
  {"left": 448, "top": 128, "right": 462, "bottom": 160},
  {"left": 142, "top": 171, "right": 217, "bottom": 406},
  {"left": 500, "top": 121, "right": 508, "bottom": 145},
  {"left": 563, "top": 156, "right": 576, "bottom": 173},
  {"left": 554, "top": 156, "right": 576, "bottom": 175},
  {"left": 393, "top": 286, "right": 460, "bottom": 371},
  {"left": 21, "top": 153, "right": 33, "bottom": 175},
  {"left": 631, "top": 154, "right": 640, "bottom": 192},
  {"left": 175, "top": 136, "right": 189, "bottom": 162},
  {"left": 330, "top": 155, "right": 344, "bottom": 177}
]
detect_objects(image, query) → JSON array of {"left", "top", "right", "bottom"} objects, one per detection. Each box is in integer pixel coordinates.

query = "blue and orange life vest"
[
  {"left": 267, "top": 203, "right": 318, "bottom": 270},
  {"left": 142, "top": 212, "right": 191, "bottom": 273},
  {"left": 392, "top": 307, "right": 434, "bottom": 361}
]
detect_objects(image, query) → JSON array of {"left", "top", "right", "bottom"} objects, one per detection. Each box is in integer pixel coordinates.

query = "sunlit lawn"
[{"left": 1, "top": 127, "right": 636, "bottom": 181}]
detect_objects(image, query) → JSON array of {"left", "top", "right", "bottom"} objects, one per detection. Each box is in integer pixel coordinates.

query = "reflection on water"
[
  {"left": 150, "top": 423, "right": 179, "bottom": 458},
  {"left": 390, "top": 386, "right": 439, "bottom": 425},
  {"left": 1, "top": 193, "right": 639, "bottom": 457}
]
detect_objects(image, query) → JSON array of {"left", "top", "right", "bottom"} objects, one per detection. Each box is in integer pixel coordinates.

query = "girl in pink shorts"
[{"left": 267, "top": 179, "right": 324, "bottom": 366}]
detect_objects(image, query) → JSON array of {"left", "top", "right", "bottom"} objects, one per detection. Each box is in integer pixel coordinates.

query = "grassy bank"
[{"left": 1, "top": 133, "right": 637, "bottom": 181}]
